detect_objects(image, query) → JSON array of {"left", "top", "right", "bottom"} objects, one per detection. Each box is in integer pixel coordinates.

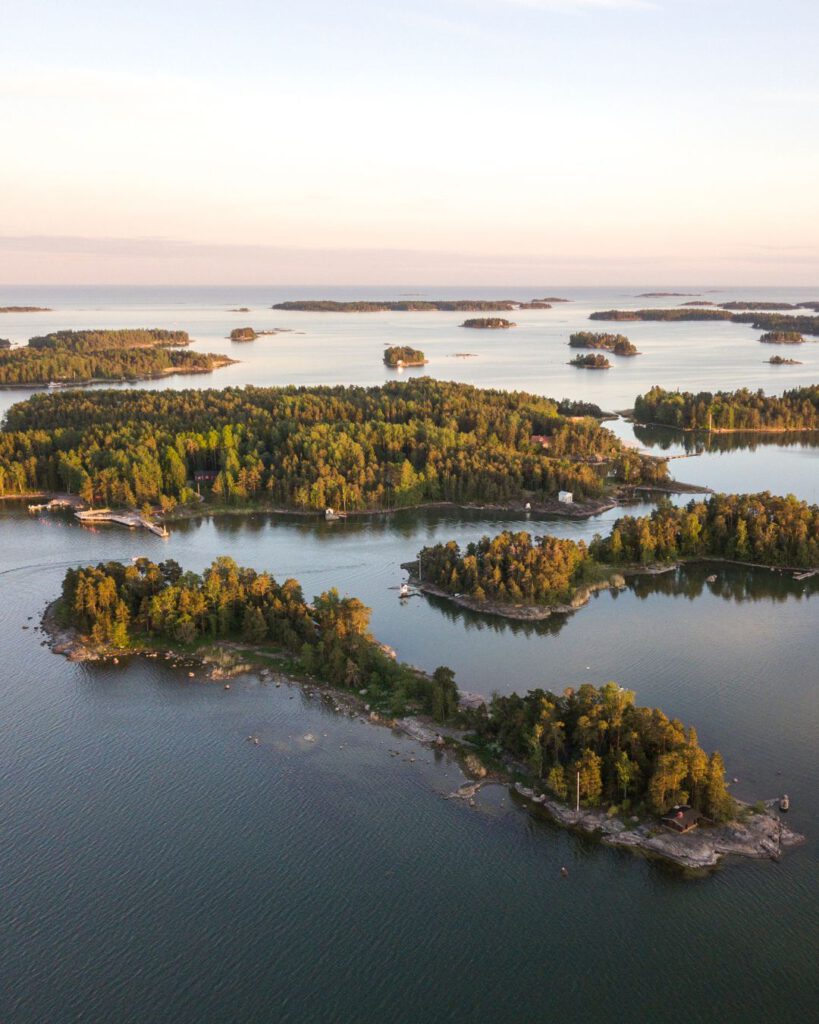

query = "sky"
[{"left": 1, "top": 0, "right": 818, "bottom": 286}]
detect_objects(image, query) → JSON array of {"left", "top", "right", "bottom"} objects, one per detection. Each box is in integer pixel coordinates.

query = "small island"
[
  {"left": 228, "top": 307, "right": 251, "bottom": 312},
  {"left": 44, "top": 555, "right": 804, "bottom": 872},
  {"left": 759, "top": 331, "right": 805, "bottom": 345},
  {"left": 0, "top": 328, "right": 235, "bottom": 388},
  {"left": 633, "top": 384, "right": 819, "bottom": 431},
  {"left": 517, "top": 301, "right": 551, "bottom": 309},
  {"left": 383, "top": 345, "right": 428, "bottom": 368},
  {"left": 569, "top": 331, "right": 639, "bottom": 356},
  {"left": 569, "top": 353, "right": 611, "bottom": 369},
  {"left": 461, "top": 317, "right": 516, "bottom": 329},
  {"left": 230, "top": 327, "right": 257, "bottom": 342},
  {"left": 635, "top": 292, "right": 697, "bottom": 298},
  {"left": 533, "top": 296, "right": 570, "bottom": 302},
  {"left": 721, "top": 301, "right": 802, "bottom": 311},
  {"left": 768, "top": 355, "right": 802, "bottom": 365},
  {"left": 0, "top": 306, "right": 52, "bottom": 313},
  {"left": 590, "top": 308, "right": 819, "bottom": 337}
]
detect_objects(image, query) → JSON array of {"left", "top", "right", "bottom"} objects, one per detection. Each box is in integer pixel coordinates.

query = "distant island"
[
  {"left": 635, "top": 292, "right": 697, "bottom": 298},
  {"left": 44, "top": 554, "right": 803, "bottom": 871},
  {"left": 633, "top": 384, "right": 819, "bottom": 431},
  {"left": 517, "top": 301, "right": 551, "bottom": 309},
  {"left": 768, "top": 355, "right": 802, "bottom": 365},
  {"left": 0, "top": 328, "right": 234, "bottom": 387},
  {"left": 0, "top": 306, "right": 52, "bottom": 313},
  {"left": 569, "top": 353, "right": 610, "bottom": 369},
  {"left": 461, "top": 317, "right": 516, "bottom": 329},
  {"left": 272, "top": 300, "right": 518, "bottom": 312},
  {"left": 682, "top": 300, "right": 715, "bottom": 306},
  {"left": 230, "top": 327, "right": 257, "bottom": 341},
  {"left": 590, "top": 308, "right": 819, "bottom": 337},
  {"left": 228, "top": 307, "right": 250, "bottom": 312},
  {"left": 759, "top": 331, "right": 805, "bottom": 345},
  {"left": 383, "top": 345, "right": 427, "bottom": 367},
  {"left": 569, "top": 331, "right": 639, "bottom": 356},
  {"left": 533, "top": 296, "right": 570, "bottom": 302}
]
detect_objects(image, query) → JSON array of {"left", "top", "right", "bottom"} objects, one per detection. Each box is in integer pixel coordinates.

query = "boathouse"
[
  {"left": 661, "top": 805, "right": 699, "bottom": 834},
  {"left": 558, "top": 490, "right": 573, "bottom": 504}
]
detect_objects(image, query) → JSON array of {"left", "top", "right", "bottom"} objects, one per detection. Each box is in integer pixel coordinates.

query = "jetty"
[{"left": 74, "top": 508, "right": 169, "bottom": 537}]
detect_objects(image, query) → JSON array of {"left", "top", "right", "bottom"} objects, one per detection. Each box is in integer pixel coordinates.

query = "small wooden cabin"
[{"left": 661, "top": 805, "right": 699, "bottom": 834}]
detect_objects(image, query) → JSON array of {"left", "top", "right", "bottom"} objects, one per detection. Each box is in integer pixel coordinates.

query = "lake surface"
[{"left": 1, "top": 287, "right": 818, "bottom": 1023}]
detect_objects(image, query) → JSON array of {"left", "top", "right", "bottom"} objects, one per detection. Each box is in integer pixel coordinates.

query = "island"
[
  {"left": 0, "top": 328, "right": 235, "bottom": 387},
  {"left": 590, "top": 308, "right": 819, "bottom": 337},
  {"left": 721, "top": 301, "right": 803, "bottom": 311},
  {"left": 0, "top": 306, "right": 52, "bottom": 313},
  {"left": 383, "top": 345, "right": 427, "bottom": 368},
  {"left": 569, "top": 331, "right": 639, "bottom": 356},
  {"left": 635, "top": 292, "right": 698, "bottom": 298},
  {"left": 272, "top": 300, "right": 518, "bottom": 312},
  {"left": 408, "top": 492, "right": 819, "bottom": 619},
  {"left": 0, "top": 380, "right": 666, "bottom": 510},
  {"left": 461, "top": 317, "right": 516, "bottom": 329},
  {"left": 759, "top": 331, "right": 805, "bottom": 345},
  {"left": 230, "top": 327, "right": 257, "bottom": 341},
  {"left": 228, "top": 307, "right": 251, "bottom": 312},
  {"left": 633, "top": 384, "right": 819, "bottom": 431},
  {"left": 569, "top": 353, "right": 610, "bottom": 369},
  {"left": 533, "top": 296, "right": 570, "bottom": 302},
  {"left": 517, "top": 301, "right": 552, "bottom": 309},
  {"left": 768, "top": 355, "right": 802, "bottom": 365},
  {"left": 44, "top": 554, "right": 804, "bottom": 871}
]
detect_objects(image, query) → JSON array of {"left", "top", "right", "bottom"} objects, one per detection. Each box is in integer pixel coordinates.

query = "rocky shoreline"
[{"left": 40, "top": 601, "right": 805, "bottom": 874}]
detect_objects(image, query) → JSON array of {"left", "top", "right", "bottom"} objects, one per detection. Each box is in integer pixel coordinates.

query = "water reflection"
[{"left": 633, "top": 422, "right": 819, "bottom": 454}]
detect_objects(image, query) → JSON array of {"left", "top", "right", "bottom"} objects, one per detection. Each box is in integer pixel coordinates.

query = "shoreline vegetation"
[
  {"left": 633, "top": 385, "right": 819, "bottom": 432},
  {"left": 589, "top": 308, "right": 819, "bottom": 337},
  {"left": 0, "top": 380, "right": 668, "bottom": 506},
  {"left": 569, "top": 353, "right": 610, "bottom": 370},
  {"left": 270, "top": 299, "right": 568, "bottom": 313},
  {"left": 407, "top": 493, "right": 819, "bottom": 619},
  {"left": 569, "top": 332, "right": 639, "bottom": 357},
  {"left": 0, "top": 328, "right": 235, "bottom": 387},
  {"left": 383, "top": 345, "right": 428, "bottom": 368},
  {"left": 42, "top": 557, "right": 804, "bottom": 872},
  {"left": 0, "top": 306, "right": 52, "bottom": 313},
  {"left": 461, "top": 317, "right": 516, "bottom": 329}
]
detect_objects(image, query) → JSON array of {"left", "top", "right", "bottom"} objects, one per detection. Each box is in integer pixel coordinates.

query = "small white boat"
[
  {"left": 779, "top": 794, "right": 790, "bottom": 812},
  {"left": 706, "top": 574, "right": 717, "bottom": 583},
  {"left": 399, "top": 583, "right": 410, "bottom": 599}
]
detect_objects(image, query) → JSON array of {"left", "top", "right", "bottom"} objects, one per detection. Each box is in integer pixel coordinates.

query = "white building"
[{"left": 558, "top": 491, "right": 573, "bottom": 504}]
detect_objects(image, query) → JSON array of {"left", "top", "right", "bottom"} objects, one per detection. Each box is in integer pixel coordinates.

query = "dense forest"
[
  {"left": 759, "top": 332, "right": 804, "bottom": 345},
  {"left": 416, "top": 493, "right": 819, "bottom": 607},
  {"left": 230, "top": 327, "right": 257, "bottom": 341},
  {"left": 461, "top": 318, "right": 516, "bottom": 329},
  {"left": 590, "top": 308, "right": 819, "bottom": 337},
  {"left": 58, "top": 557, "right": 460, "bottom": 723},
  {"left": 464, "top": 683, "right": 735, "bottom": 818},
  {"left": 383, "top": 346, "right": 427, "bottom": 367},
  {"left": 271, "top": 300, "right": 518, "bottom": 312},
  {"left": 57, "top": 556, "right": 735, "bottom": 818},
  {"left": 569, "top": 332, "right": 638, "bottom": 356},
  {"left": 633, "top": 385, "right": 819, "bottom": 431},
  {"left": 569, "top": 354, "right": 610, "bottom": 369},
  {"left": 0, "top": 380, "right": 665, "bottom": 505},
  {"left": 0, "top": 328, "right": 230, "bottom": 386}
]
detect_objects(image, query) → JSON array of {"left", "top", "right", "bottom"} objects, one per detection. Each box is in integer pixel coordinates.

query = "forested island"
[
  {"left": 411, "top": 492, "right": 819, "bottom": 617},
  {"left": 759, "top": 331, "right": 805, "bottom": 345},
  {"left": 768, "top": 356, "right": 802, "bottom": 365},
  {"left": 0, "top": 306, "right": 51, "bottom": 313},
  {"left": 590, "top": 308, "right": 819, "bottom": 337},
  {"left": 517, "top": 301, "right": 551, "bottom": 309},
  {"left": 46, "top": 555, "right": 802, "bottom": 869},
  {"left": 383, "top": 346, "right": 427, "bottom": 367},
  {"left": 633, "top": 385, "right": 819, "bottom": 432},
  {"left": 461, "top": 317, "right": 516, "bottom": 329},
  {"left": 0, "top": 329, "right": 233, "bottom": 387},
  {"left": 635, "top": 292, "right": 697, "bottom": 298},
  {"left": 569, "top": 331, "right": 639, "bottom": 356},
  {"left": 272, "top": 300, "right": 518, "bottom": 312},
  {"left": 230, "top": 327, "right": 257, "bottom": 341},
  {"left": 0, "top": 380, "right": 665, "bottom": 507},
  {"left": 569, "top": 354, "right": 610, "bottom": 369}
]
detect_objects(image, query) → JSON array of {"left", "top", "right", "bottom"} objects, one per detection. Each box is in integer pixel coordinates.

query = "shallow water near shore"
[{"left": 1, "top": 286, "right": 818, "bottom": 1022}]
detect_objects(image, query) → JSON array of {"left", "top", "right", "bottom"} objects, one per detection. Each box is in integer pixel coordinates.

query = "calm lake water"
[{"left": 1, "top": 287, "right": 818, "bottom": 1023}]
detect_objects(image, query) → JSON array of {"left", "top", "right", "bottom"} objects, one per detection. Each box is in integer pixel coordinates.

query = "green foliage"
[
  {"left": 0, "top": 329, "right": 227, "bottom": 385},
  {"left": 569, "top": 353, "right": 610, "bottom": 369},
  {"left": 759, "top": 331, "right": 804, "bottom": 345},
  {"left": 383, "top": 346, "right": 426, "bottom": 366},
  {"left": 0, "top": 380, "right": 665, "bottom": 502},
  {"left": 591, "top": 308, "right": 819, "bottom": 336},
  {"left": 569, "top": 332, "right": 638, "bottom": 356},
  {"left": 633, "top": 385, "right": 819, "bottom": 432},
  {"left": 461, "top": 318, "right": 515, "bottom": 329},
  {"left": 464, "top": 682, "right": 733, "bottom": 818}
]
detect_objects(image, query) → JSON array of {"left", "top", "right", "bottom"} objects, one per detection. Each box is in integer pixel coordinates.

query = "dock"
[
  {"left": 793, "top": 569, "right": 817, "bottom": 582},
  {"left": 74, "top": 508, "right": 169, "bottom": 537}
]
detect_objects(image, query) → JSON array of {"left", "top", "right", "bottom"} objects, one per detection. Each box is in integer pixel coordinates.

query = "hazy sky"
[{"left": 1, "top": 0, "right": 818, "bottom": 285}]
